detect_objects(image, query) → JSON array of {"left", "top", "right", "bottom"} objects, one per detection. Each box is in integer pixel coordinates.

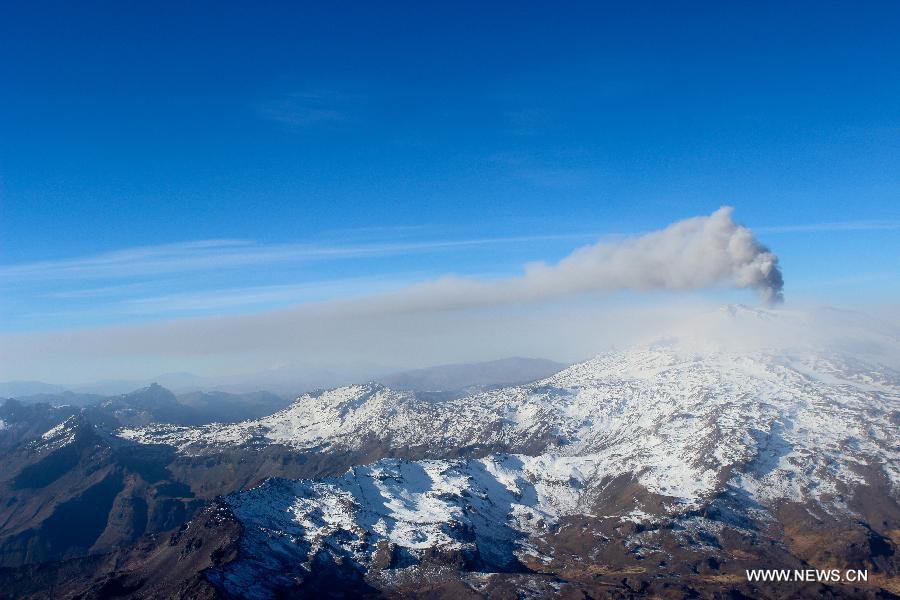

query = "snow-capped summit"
[{"left": 33, "top": 413, "right": 94, "bottom": 451}]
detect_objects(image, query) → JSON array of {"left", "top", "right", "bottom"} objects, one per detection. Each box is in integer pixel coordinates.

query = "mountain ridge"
[
  {"left": 3, "top": 305, "right": 898, "bottom": 597},
  {"left": 111, "top": 306, "right": 900, "bottom": 596}
]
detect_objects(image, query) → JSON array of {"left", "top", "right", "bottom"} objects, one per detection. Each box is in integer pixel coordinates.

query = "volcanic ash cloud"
[{"left": 387, "top": 206, "right": 784, "bottom": 311}]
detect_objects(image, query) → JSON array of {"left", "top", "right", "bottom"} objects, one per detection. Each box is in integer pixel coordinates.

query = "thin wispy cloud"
[
  {"left": 30, "top": 277, "right": 415, "bottom": 320},
  {"left": 118, "top": 276, "right": 417, "bottom": 314},
  {"left": 487, "top": 152, "right": 592, "bottom": 189},
  {"left": 45, "top": 280, "right": 174, "bottom": 300},
  {"left": 503, "top": 107, "right": 556, "bottom": 136},
  {"left": 0, "top": 234, "right": 594, "bottom": 283},
  {"left": 757, "top": 220, "right": 900, "bottom": 234},
  {"left": 257, "top": 90, "right": 355, "bottom": 128}
]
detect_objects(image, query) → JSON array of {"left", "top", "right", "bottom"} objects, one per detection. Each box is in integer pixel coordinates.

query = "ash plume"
[
  {"left": 0, "top": 208, "right": 787, "bottom": 383},
  {"left": 383, "top": 206, "right": 785, "bottom": 311}
]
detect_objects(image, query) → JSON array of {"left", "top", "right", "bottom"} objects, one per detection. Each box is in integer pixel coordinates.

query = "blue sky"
[{"left": 1, "top": 2, "right": 900, "bottom": 355}]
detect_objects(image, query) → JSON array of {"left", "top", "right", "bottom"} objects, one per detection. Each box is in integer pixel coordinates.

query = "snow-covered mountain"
[
  {"left": 121, "top": 306, "right": 899, "bottom": 506},
  {"left": 116, "top": 305, "right": 900, "bottom": 597}
]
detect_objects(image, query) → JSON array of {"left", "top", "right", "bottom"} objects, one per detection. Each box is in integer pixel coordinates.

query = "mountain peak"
[
  {"left": 136, "top": 382, "right": 169, "bottom": 394},
  {"left": 34, "top": 412, "right": 98, "bottom": 450},
  {"left": 116, "top": 383, "right": 178, "bottom": 405}
]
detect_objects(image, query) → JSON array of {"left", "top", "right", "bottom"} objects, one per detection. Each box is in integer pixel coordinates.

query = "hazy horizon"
[{"left": 3, "top": 2, "right": 900, "bottom": 383}]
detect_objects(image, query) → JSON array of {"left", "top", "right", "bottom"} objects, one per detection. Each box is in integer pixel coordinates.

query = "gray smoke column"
[
  {"left": 381, "top": 207, "right": 784, "bottom": 311},
  {"left": 538, "top": 205, "right": 785, "bottom": 304}
]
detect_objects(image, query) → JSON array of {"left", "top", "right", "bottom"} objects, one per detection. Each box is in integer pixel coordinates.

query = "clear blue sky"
[{"left": 2, "top": 1, "right": 899, "bottom": 333}]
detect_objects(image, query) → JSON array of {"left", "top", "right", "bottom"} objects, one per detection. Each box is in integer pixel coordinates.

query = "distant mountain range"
[
  {"left": 377, "top": 357, "right": 566, "bottom": 395},
  {"left": 2, "top": 384, "right": 292, "bottom": 429},
  {"left": 1, "top": 357, "right": 569, "bottom": 400}
]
